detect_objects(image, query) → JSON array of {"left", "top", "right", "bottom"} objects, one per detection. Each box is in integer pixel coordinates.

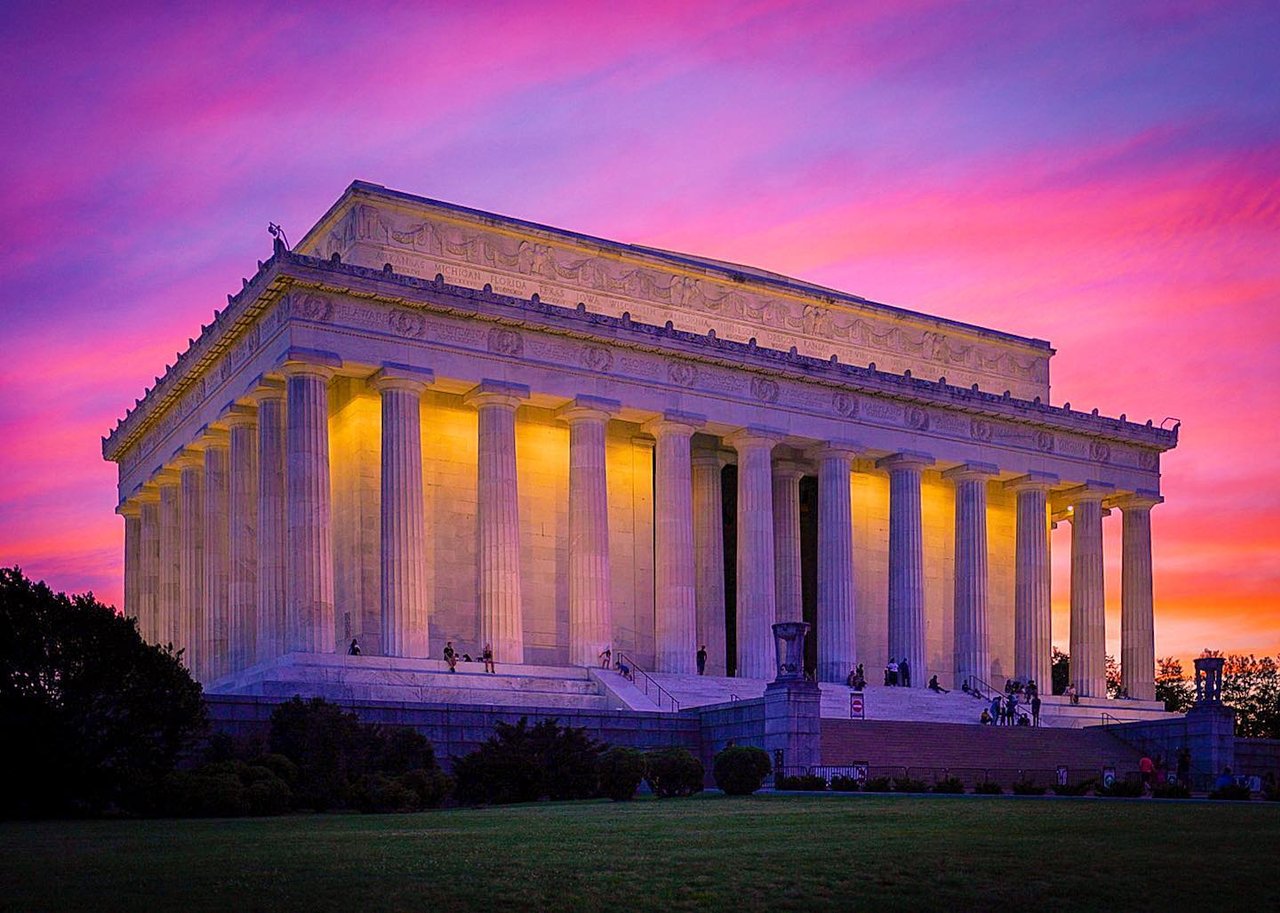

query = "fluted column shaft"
[
  {"left": 226, "top": 407, "right": 258, "bottom": 672},
  {"left": 157, "top": 471, "right": 181, "bottom": 648},
  {"left": 375, "top": 367, "right": 433, "bottom": 659},
  {"left": 120, "top": 503, "right": 141, "bottom": 626},
  {"left": 881, "top": 452, "right": 933, "bottom": 687},
  {"left": 255, "top": 385, "right": 287, "bottom": 662},
  {"left": 647, "top": 414, "right": 702, "bottom": 673},
  {"left": 203, "top": 435, "right": 230, "bottom": 682},
  {"left": 728, "top": 429, "right": 781, "bottom": 679},
  {"left": 1069, "top": 488, "right": 1109, "bottom": 697},
  {"left": 284, "top": 361, "right": 336, "bottom": 654},
  {"left": 138, "top": 492, "right": 160, "bottom": 644},
  {"left": 1008, "top": 474, "right": 1055, "bottom": 689},
  {"left": 946, "top": 463, "right": 997, "bottom": 690},
  {"left": 692, "top": 450, "right": 728, "bottom": 676},
  {"left": 178, "top": 454, "right": 205, "bottom": 676},
  {"left": 468, "top": 381, "right": 530, "bottom": 664},
  {"left": 816, "top": 446, "right": 858, "bottom": 682},
  {"left": 1120, "top": 494, "right": 1160, "bottom": 701},
  {"left": 772, "top": 461, "right": 805, "bottom": 622},
  {"left": 561, "top": 397, "right": 618, "bottom": 666}
]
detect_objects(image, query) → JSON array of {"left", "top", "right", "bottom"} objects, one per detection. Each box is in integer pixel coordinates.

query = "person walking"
[
  {"left": 598, "top": 646, "right": 612, "bottom": 669},
  {"left": 481, "top": 643, "right": 495, "bottom": 673},
  {"left": 697, "top": 645, "right": 708, "bottom": 675}
]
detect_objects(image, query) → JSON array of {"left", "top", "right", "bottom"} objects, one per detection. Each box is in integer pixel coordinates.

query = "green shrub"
[
  {"left": 829, "top": 775, "right": 862, "bottom": 792},
  {"left": 712, "top": 746, "right": 771, "bottom": 795},
  {"left": 1263, "top": 783, "right": 1280, "bottom": 802},
  {"left": 892, "top": 777, "right": 929, "bottom": 793},
  {"left": 252, "top": 753, "right": 298, "bottom": 787},
  {"left": 268, "top": 698, "right": 372, "bottom": 811},
  {"left": 862, "top": 777, "right": 893, "bottom": 793},
  {"left": 1099, "top": 778, "right": 1145, "bottom": 798},
  {"left": 931, "top": 777, "right": 965, "bottom": 794},
  {"left": 776, "top": 774, "right": 828, "bottom": 791},
  {"left": 1052, "top": 778, "right": 1095, "bottom": 797},
  {"left": 1012, "top": 779, "right": 1047, "bottom": 796},
  {"left": 1152, "top": 782, "right": 1191, "bottom": 799},
  {"left": 400, "top": 768, "right": 451, "bottom": 809},
  {"left": 598, "top": 748, "right": 647, "bottom": 801},
  {"left": 161, "top": 760, "right": 293, "bottom": 817},
  {"left": 452, "top": 718, "right": 603, "bottom": 805},
  {"left": 355, "top": 774, "right": 418, "bottom": 813},
  {"left": 645, "top": 748, "right": 705, "bottom": 798},
  {"left": 245, "top": 775, "right": 293, "bottom": 815},
  {"left": 1208, "top": 783, "right": 1252, "bottom": 801},
  {"left": 974, "top": 781, "right": 1004, "bottom": 795}
]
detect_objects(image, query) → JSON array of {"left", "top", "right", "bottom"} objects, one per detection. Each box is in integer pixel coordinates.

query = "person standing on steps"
[
  {"left": 482, "top": 643, "right": 495, "bottom": 674},
  {"left": 697, "top": 645, "right": 708, "bottom": 675},
  {"left": 900, "top": 657, "right": 911, "bottom": 688},
  {"left": 1031, "top": 693, "right": 1042, "bottom": 727}
]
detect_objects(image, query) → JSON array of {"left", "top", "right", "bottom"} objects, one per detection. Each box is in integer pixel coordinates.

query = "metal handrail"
[
  {"left": 615, "top": 652, "right": 680, "bottom": 713},
  {"left": 967, "top": 674, "right": 1038, "bottom": 725}
]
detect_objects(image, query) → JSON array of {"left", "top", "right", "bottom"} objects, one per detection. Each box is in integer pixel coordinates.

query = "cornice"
[{"left": 103, "top": 248, "right": 1178, "bottom": 465}]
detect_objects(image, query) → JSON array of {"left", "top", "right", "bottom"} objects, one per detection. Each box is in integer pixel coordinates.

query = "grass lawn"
[{"left": 2, "top": 793, "right": 1276, "bottom": 912}]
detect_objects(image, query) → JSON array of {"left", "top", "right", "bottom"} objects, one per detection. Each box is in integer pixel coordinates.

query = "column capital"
[
  {"left": 171, "top": 446, "right": 205, "bottom": 471},
  {"left": 1061, "top": 481, "right": 1115, "bottom": 505},
  {"left": 724, "top": 425, "right": 785, "bottom": 451},
  {"left": 942, "top": 461, "right": 999, "bottom": 484},
  {"left": 464, "top": 379, "right": 530, "bottom": 411},
  {"left": 1115, "top": 490, "right": 1163, "bottom": 511},
  {"left": 200, "top": 426, "right": 229, "bottom": 449},
  {"left": 556, "top": 395, "right": 621, "bottom": 425},
  {"left": 877, "top": 450, "right": 936, "bottom": 472},
  {"left": 278, "top": 347, "right": 342, "bottom": 380},
  {"left": 222, "top": 403, "right": 258, "bottom": 428},
  {"left": 1004, "top": 471, "right": 1059, "bottom": 494},
  {"left": 152, "top": 467, "right": 181, "bottom": 487},
  {"left": 116, "top": 499, "right": 142, "bottom": 519},
  {"left": 642, "top": 410, "right": 705, "bottom": 438},
  {"left": 809, "top": 440, "right": 862, "bottom": 462},
  {"left": 772, "top": 459, "right": 807, "bottom": 482},
  {"left": 691, "top": 447, "right": 730, "bottom": 470},
  {"left": 371, "top": 362, "right": 435, "bottom": 395},
  {"left": 246, "top": 377, "right": 286, "bottom": 405}
]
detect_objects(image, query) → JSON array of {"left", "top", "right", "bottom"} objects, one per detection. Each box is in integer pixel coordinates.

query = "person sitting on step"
[
  {"left": 481, "top": 643, "right": 495, "bottom": 673},
  {"left": 443, "top": 641, "right": 458, "bottom": 672},
  {"left": 348, "top": 638, "right": 361, "bottom": 656},
  {"left": 928, "top": 674, "right": 949, "bottom": 694}
]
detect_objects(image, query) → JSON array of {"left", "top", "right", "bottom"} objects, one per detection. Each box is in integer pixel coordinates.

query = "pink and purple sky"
[{"left": 2, "top": 1, "right": 1277, "bottom": 661}]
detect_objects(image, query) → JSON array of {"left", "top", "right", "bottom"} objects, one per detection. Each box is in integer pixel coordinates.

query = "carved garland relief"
[{"left": 323, "top": 204, "right": 1050, "bottom": 391}]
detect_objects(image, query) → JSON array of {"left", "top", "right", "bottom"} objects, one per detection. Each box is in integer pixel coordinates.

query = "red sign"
[{"left": 849, "top": 692, "right": 865, "bottom": 719}]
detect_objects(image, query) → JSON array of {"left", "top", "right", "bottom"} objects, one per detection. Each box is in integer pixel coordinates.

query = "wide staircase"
[
  {"left": 819, "top": 718, "right": 1144, "bottom": 787},
  {"left": 207, "top": 653, "right": 612, "bottom": 711}
]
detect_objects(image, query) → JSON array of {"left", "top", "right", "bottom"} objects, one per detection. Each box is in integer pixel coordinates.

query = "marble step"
[{"left": 247, "top": 678, "right": 613, "bottom": 709}]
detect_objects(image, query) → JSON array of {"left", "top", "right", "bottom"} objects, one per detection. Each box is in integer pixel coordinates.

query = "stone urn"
[{"left": 772, "top": 621, "right": 810, "bottom": 682}]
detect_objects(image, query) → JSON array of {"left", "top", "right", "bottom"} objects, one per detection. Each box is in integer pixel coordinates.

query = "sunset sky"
[{"left": 2, "top": 0, "right": 1277, "bottom": 662}]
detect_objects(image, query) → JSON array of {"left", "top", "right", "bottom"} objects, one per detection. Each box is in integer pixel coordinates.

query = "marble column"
[
  {"left": 203, "top": 431, "right": 231, "bottom": 682},
  {"left": 692, "top": 448, "right": 728, "bottom": 676},
  {"left": 944, "top": 462, "right": 998, "bottom": 690},
  {"left": 727, "top": 428, "right": 783, "bottom": 680},
  {"left": 282, "top": 351, "right": 340, "bottom": 655},
  {"left": 645, "top": 412, "right": 703, "bottom": 673},
  {"left": 1119, "top": 491, "right": 1161, "bottom": 701},
  {"left": 772, "top": 459, "right": 806, "bottom": 623},
  {"left": 156, "top": 469, "right": 181, "bottom": 649},
  {"left": 878, "top": 451, "right": 933, "bottom": 687},
  {"left": 559, "top": 396, "right": 619, "bottom": 666},
  {"left": 225, "top": 405, "right": 258, "bottom": 673},
  {"left": 466, "top": 380, "right": 531, "bottom": 665},
  {"left": 254, "top": 381, "right": 287, "bottom": 663},
  {"left": 1005, "top": 472, "right": 1056, "bottom": 691},
  {"left": 1068, "top": 483, "right": 1112, "bottom": 698},
  {"left": 814, "top": 444, "right": 859, "bottom": 683},
  {"left": 374, "top": 365, "right": 434, "bottom": 659},
  {"left": 119, "top": 500, "right": 141, "bottom": 627},
  {"left": 176, "top": 449, "right": 205, "bottom": 677},
  {"left": 137, "top": 487, "right": 160, "bottom": 644}
]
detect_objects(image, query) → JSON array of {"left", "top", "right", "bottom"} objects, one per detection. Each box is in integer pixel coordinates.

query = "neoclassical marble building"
[{"left": 106, "top": 182, "right": 1177, "bottom": 700}]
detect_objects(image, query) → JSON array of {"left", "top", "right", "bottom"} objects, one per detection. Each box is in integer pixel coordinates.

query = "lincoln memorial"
[{"left": 105, "top": 181, "right": 1177, "bottom": 707}]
